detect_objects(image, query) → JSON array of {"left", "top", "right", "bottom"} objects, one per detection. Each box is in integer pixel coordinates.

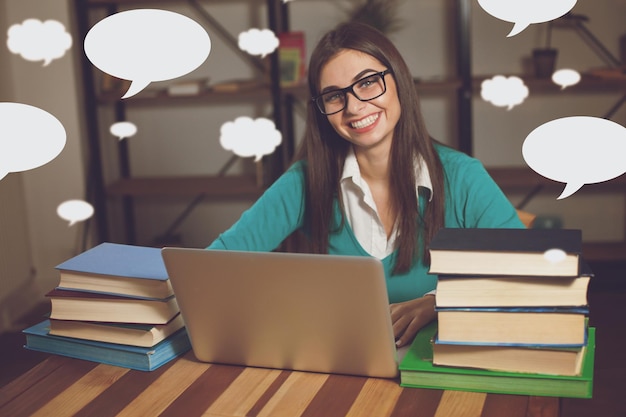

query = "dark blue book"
[
  {"left": 428, "top": 228, "right": 582, "bottom": 277},
  {"left": 23, "top": 319, "right": 191, "bottom": 371},
  {"left": 55, "top": 242, "right": 173, "bottom": 300}
]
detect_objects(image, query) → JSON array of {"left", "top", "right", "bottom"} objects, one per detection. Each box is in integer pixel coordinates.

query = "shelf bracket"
[{"left": 186, "top": 0, "right": 268, "bottom": 76}]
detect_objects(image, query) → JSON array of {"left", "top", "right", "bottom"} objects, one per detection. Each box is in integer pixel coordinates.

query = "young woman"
[{"left": 208, "top": 22, "right": 524, "bottom": 347}]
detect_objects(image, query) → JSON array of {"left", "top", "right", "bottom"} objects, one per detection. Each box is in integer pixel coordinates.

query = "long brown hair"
[{"left": 294, "top": 22, "right": 445, "bottom": 272}]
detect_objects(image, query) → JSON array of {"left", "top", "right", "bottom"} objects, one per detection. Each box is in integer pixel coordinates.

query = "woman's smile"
[{"left": 349, "top": 112, "right": 380, "bottom": 130}]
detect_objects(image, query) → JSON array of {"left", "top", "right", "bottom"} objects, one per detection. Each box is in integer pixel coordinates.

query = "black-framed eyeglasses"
[{"left": 312, "top": 69, "right": 392, "bottom": 115}]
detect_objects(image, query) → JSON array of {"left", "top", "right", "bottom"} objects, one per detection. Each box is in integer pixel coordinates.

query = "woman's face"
[{"left": 318, "top": 49, "right": 401, "bottom": 155}]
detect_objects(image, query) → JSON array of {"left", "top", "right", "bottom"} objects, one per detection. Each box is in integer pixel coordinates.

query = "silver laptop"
[{"left": 161, "top": 248, "right": 400, "bottom": 378}]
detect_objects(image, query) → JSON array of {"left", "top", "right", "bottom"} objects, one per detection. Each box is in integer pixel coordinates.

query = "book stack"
[
  {"left": 23, "top": 243, "right": 191, "bottom": 371},
  {"left": 400, "top": 228, "right": 596, "bottom": 398}
]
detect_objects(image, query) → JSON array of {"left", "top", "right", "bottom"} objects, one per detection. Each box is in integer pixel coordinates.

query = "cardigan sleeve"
[{"left": 207, "top": 162, "right": 306, "bottom": 251}]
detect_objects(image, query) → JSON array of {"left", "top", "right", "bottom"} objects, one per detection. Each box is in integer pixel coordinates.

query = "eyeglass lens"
[{"left": 316, "top": 72, "right": 387, "bottom": 115}]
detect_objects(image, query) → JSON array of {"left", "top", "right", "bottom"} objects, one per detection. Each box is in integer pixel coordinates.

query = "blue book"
[
  {"left": 23, "top": 319, "right": 191, "bottom": 371},
  {"left": 55, "top": 242, "right": 173, "bottom": 300}
]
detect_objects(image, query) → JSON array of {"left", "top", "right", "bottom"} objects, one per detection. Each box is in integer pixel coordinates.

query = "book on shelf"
[
  {"left": 48, "top": 313, "right": 185, "bottom": 347},
  {"left": 278, "top": 31, "right": 306, "bottom": 87},
  {"left": 210, "top": 78, "right": 265, "bottom": 93},
  {"left": 166, "top": 77, "right": 210, "bottom": 96},
  {"left": 55, "top": 242, "right": 173, "bottom": 300},
  {"left": 23, "top": 319, "right": 191, "bottom": 371},
  {"left": 432, "top": 337, "right": 588, "bottom": 376},
  {"left": 428, "top": 228, "right": 582, "bottom": 277},
  {"left": 435, "top": 259, "right": 593, "bottom": 308},
  {"left": 47, "top": 289, "right": 180, "bottom": 325},
  {"left": 436, "top": 306, "right": 588, "bottom": 346},
  {"left": 399, "top": 322, "right": 595, "bottom": 398}
]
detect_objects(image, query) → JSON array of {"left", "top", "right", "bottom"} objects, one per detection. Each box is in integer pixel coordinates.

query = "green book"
[{"left": 399, "top": 322, "right": 595, "bottom": 398}]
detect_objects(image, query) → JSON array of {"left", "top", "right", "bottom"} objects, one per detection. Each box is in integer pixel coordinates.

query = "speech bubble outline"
[
  {"left": 0, "top": 102, "right": 67, "bottom": 181},
  {"left": 480, "top": 75, "right": 529, "bottom": 110},
  {"left": 219, "top": 116, "right": 282, "bottom": 162},
  {"left": 477, "top": 0, "right": 577, "bottom": 37},
  {"left": 238, "top": 28, "right": 279, "bottom": 58},
  {"left": 110, "top": 121, "right": 138, "bottom": 140},
  {"left": 551, "top": 68, "right": 581, "bottom": 90},
  {"left": 57, "top": 199, "right": 94, "bottom": 226},
  {"left": 522, "top": 116, "right": 626, "bottom": 199},
  {"left": 7, "top": 18, "right": 73, "bottom": 66},
  {"left": 84, "top": 9, "right": 211, "bottom": 99}
]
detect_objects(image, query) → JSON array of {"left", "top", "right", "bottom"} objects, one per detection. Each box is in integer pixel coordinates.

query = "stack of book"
[
  {"left": 23, "top": 243, "right": 191, "bottom": 371},
  {"left": 400, "top": 228, "right": 596, "bottom": 398}
]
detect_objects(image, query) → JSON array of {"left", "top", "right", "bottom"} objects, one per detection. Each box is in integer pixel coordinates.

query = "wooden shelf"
[
  {"left": 487, "top": 167, "right": 626, "bottom": 193},
  {"left": 97, "top": 72, "right": 625, "bottom": 107},
  {"left": 98, "top": 78, "right": 464, "bottom": 106},
  {"left": 582, "top": 241, "right": 626, "bottom": 262},
  {"left": 473, "top": 72, "right": 626, "bottom": 94},
  {"left": 98, "top": 85, "right": 271, "bottom": 106},
  {"left": 106, "top": 175, "right": 263, "bottom": 199}
]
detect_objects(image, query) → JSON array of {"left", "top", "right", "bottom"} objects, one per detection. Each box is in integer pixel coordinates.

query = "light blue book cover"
[
  {"left": 55, "top": 242, "right": 168, "bottom": 281},
  {"left": 23, "top": 319, "right": 191, "bottom": 371}
]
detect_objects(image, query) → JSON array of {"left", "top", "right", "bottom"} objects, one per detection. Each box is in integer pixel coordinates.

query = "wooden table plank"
[
  {"left": 390, "top": 387, "right": 443, "bottom": 417},
  {"left": 256, "top": 371, "right": 329, "bottom": 417},
  {"left": 527, "top": 396, "right": 561, "bottom": 417},
  {"left": 72, "top": 357, "right": 178, "bottom": 417},
  {"left": 0, "top": 355, "right": 562, "bottom": 417},
  {"left": 159, "top": 364, "right": 244, "bottom": 417},
  {"left": 480, "top": 394, "right": 529, "bottom": 417},
  {"left": 0, "top": 355, "right": 66, "bottom": 408},
  {"left": 0, "top": 358, "right": 97, "bottom": 417},
  {"left": 434, "top": 390, "right": 487, "bottom": 417},
  {"left": 30, "top": 364, "right": 128, "bottom": 417},
  {"left": 114, "top": 356, "right": 211, "bottom": 417},
  {"left": 345, "top": 377, "right": 404, "bottom": 417},
  {"left": 203, "top": 367, "right": 285, "bottom": 417},
  {"left": 300, "top": 374, "right": 367, "bottom": 417}
]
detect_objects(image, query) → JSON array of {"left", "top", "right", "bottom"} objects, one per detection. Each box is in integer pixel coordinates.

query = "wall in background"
[
  {"left": 0, "top": 0, "right": 624, "bottom": 331},
  {"left": 0, "top": 0, "right": 87, "bottom": 332}
]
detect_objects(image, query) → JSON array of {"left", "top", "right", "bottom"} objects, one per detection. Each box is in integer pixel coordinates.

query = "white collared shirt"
[{"left": 339, "top": 147, "right": 433, "bottom": 260}]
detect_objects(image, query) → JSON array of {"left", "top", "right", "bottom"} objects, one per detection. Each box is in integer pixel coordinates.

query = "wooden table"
[{"left": 0, "top": 352, "right": 560, "bottom": 417}]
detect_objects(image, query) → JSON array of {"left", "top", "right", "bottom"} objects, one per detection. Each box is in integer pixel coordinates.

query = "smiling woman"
[{"left": 207, "top": 22, "right": 524, "bottom": 348}]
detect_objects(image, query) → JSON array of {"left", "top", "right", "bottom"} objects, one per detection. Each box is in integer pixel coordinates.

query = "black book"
[{"left": 428, "top": 228, "right": 582, "bottom": 277}]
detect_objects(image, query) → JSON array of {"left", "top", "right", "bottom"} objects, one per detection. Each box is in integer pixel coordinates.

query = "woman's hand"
[{"left": 390, "top": 294, "right": 436, "bottom": 348}]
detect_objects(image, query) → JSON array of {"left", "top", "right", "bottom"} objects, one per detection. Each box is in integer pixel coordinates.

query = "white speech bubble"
[
  {"left": 0, "top": 102, "right": 66, "bottom": 181},
  {"left": 110, "top": 121, "right": 137, "bottom": 140},
  {"left": 84, "top": 9, "right": 211, "bottom": 99},
  {"left": 480, "top": 75, "right": 529, "bottom": 110},
  {"left": 57, "top": 199, "right": 94, "bottom": 226},
  {"left": 544, "top": 248, "right": 567, "bottom": 263},
  {"left": 477, "top": 0, "right": 577, "bottom": 37},
  {"left": 7, "top": 19, "right": 73, "bottom": 66},
  {"left": 220, "top": 116, "right": 282, "bottom": 162},
  {"left": 238, "top": 28, "right": 279, "bottom": 58},
  {"left": 552, "top": 68, "right": 581, "bottom": 90},
  {"left": 522, "top": 116, "right": 626, "bottom": 199}
]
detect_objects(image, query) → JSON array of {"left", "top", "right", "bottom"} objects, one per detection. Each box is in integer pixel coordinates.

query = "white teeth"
[{"left": 351, "top": 114, "right": 379, "bottom": 129}]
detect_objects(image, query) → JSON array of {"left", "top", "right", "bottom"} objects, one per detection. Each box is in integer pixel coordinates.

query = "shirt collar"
[{"left": 341, "top": 147, "right": 433, "bottom": 201}]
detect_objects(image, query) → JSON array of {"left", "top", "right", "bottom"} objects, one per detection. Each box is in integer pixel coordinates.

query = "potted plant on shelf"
[
  {"left": 342, "top": 0, "right": 405, "bottom": 35},
  {"left": 532, "top": 21, "right": 558, "bottom": 78}
]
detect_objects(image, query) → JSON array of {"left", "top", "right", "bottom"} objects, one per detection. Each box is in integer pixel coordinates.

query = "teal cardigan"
[{"left": 208, "top": 144, "right": 524, "bottom": 303}]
